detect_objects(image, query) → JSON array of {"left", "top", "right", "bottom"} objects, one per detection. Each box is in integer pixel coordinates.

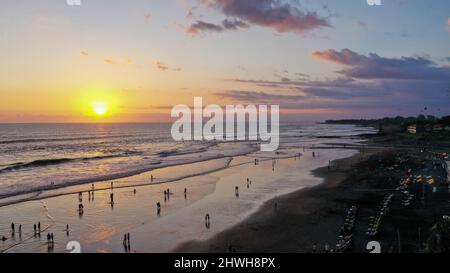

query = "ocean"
[
  {"left": 0, "top": 122, "right": 379, "bottom": 253},
  {"left": 0, "top": 123, "right": 376, "bottom": 200}
]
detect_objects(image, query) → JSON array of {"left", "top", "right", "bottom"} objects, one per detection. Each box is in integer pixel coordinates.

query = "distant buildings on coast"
[
  {"left": 325, "top": 115, "right": 450, "bottom": 135},
  {"left": 407, "top": 123, "right": 450, "bottom": 134}
]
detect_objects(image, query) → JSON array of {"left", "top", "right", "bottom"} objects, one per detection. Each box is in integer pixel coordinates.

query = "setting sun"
[
  {"left": 73, "top": 86, "right": 123, "bottom": 121},
  {"left": 92, "top": 101, "right": 108, "bottom": 116}
]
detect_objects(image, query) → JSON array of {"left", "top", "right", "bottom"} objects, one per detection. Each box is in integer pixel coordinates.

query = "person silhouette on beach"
[
  {"left": 151, "top": 175, "right": 154, "bottom": 182},
  {"left": 123, "top": 234, "right": 128, "bottom": 251},
  {"left": 111, "top": 182, "right": 114, "bottom": 189},
  {"left": 33, "top": 224, "right": 37, "bottom": 235},
  {"left": 11, "top": 222, "right": 14, "bottom": 233},
  {"left": 46, "top": 233, "right": 54, "bottom": 252},
  {"left": 235, "top": 186, "right": 239, "bottom": 197},
  {"left": 205, "top": 214, "right": 211, "bottom": 229},
  {"left": 157, "top": 202, "right": 161, "bottom": 215},
  {"left": 122, "top": 233, "right": 131, "bottom": 252},
  {"left": 18, "top": 225, "right": 22, "bottom": 238},
  {"left": 38, "top": 222, "right": 41, "bottom": 233},
  {"left": 78, "top": 203, "right": 84, "bottom": 215},
  {"left": 184, "top": 188, "right": 187, "bottom": 199}
]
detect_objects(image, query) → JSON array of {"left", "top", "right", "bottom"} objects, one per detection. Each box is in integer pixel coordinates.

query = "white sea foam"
[{"left": 0, "top": 123, "right": 376, "bottom": 199}]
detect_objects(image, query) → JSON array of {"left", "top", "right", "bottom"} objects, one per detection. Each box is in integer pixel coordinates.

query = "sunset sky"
[{"left": 0, "top": 0, "right": 449, "bottom": 123}]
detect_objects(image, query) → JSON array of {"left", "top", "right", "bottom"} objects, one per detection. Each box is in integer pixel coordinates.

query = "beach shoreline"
[
  {"left": 176, "top": 133, "right": 450, "bottom": 253},
  {"left": 2, "top": 129, "right": 449, "bottom": 253},
  {"left": 1, "top": 146, "right": 361, "bottom": 253},
  {"left": 175, "top": 149, "right": 378, "bottom": 253}
]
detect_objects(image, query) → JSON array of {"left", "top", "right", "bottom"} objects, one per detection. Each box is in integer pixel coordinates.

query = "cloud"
[
  {"left": 225, "top": 77, "right": 386, "bottom": 101},
  {"left": 104, "top": 59, "right": 116, "bottom": 65},
  {"left": 185, "top": 18, "right": 249, "bottom": 35},
  {"left": 222, "top": 18, "right": 250, "bottom": 30},
  {"left": 215, "top": 90, "right": 305, "bottom": 102},
  {"left": 227, "top": 76, "right": 355, "bottom": 90},
  {"left": 79, "top": 51, "right": 136, "bottom": 67},
  {"left": 156, "top": 61, "right": 181, "bottom": 72},
  {"left": 312, "top": 48, "right": 450, "bottom": 80},
  {"left": 220, "top": 50, "right": 450, "bottom": 117},
  {"left": 187, "top": 20, "right": 224, "bottom": 34},
  {"left": 312, "top": 49, "right": 365, "bottom": 65},
  {"left": 200, "top": 0, "right": 331, "bottom": 34},
  {"left": 156, "top": 61, "right": 169, "bottom": 71},
  {"left": 219, "top": 80, "right": 450, "bottom": 116}
]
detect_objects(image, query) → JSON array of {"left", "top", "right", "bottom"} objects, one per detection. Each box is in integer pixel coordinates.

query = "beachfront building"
[
  {"left": 424, "top": 124, "right": 433, "bottom": 132},
  {"left": 433, "top": 124, "right": 444, "bottom": 131},
  {"left": 407, "top": 125, "right": 417, "bottom": 134}
]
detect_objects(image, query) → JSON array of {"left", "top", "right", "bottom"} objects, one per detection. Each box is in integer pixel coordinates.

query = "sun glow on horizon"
[
  {"left": 92, "top": 100, "right": 109, "bottom": 116},
  {"left": 75, "top": 86, "right": 122, "bottom": 120}
]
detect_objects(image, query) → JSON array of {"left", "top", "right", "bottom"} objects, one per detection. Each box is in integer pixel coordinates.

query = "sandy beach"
[
  {"left": 177, "top": 134, "right": 450, "bottom": 253},
  {"left": 176, "top": 149, "right": 380, "bottom": 253},
  {"left": 1, "top": 130, "right": 449, "bottom": 253},
  {"left": 0, "top": 144, "right": 359, "bottom": 253}
]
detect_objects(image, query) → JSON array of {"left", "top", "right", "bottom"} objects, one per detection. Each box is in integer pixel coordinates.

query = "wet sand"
[
  {"left": 176, "top": 150, "right": 378, "bottom": 253},
  {"left": 177, "top": 135, "right": 450, "bottom": 253},
  {"left": 0, "top": 147, "right": 357, "bottom": 253},
  {"left": 4, "top": 132, "right": 447, "bottom": 253}
]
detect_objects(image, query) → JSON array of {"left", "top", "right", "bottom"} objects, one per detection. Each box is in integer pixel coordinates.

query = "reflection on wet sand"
[{"left": 0, "top": 146, "right": 357, "bottom": 253}]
